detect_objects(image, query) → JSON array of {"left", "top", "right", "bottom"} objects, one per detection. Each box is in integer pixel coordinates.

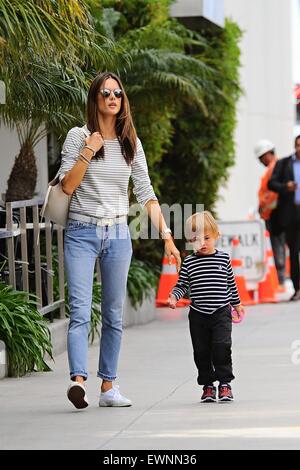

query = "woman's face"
[{"left": 97, "top": 78, "right": 123, "bottom": 117}]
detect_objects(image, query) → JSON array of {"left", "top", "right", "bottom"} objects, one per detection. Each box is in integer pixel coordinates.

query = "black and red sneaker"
[
  {"left": 201, "top": 385, "right": 217, "bottom": 403},
  {"left": 218, "top": 383, "right": 234, "bottom": 402}
]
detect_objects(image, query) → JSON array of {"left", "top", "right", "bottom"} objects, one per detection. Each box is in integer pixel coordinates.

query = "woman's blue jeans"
[{"left": 64, "top": 219, "right": 132, "bottom": 381}]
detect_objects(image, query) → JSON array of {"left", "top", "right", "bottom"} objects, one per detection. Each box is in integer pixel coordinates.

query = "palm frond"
[
  {"left": 121, "top": 48, "right": 215, "bottom": 114},
  {"left": 0, "top": 0, "right": 97, "bottom": 56}
]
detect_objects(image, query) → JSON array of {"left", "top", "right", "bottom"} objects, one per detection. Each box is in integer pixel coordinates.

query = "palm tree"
[
  {"left": 2, "top": 56, "right": 88, "bottom": 201},
  {"left": 0, "top": 0, "right": 120, "bottom": 201}
]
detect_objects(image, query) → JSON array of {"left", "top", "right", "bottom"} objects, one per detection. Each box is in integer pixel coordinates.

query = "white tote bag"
[{"left": 40, "top": 173, "right": 71, "bottom": 228}]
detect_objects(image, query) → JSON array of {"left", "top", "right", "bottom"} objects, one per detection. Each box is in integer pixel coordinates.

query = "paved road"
[{"left": 1, "top": 300, "right": 300, "bottom": 450}]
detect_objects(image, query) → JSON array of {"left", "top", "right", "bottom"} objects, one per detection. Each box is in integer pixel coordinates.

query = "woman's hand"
[
  {"left": 168, "top": 294, "right": 177, "bottom": 309},
  {"left": 164, "top": 238, "right": 181, "bottom": 272},
  {"left": 85, "top": 132, "right": 104, "bottom": 153}
]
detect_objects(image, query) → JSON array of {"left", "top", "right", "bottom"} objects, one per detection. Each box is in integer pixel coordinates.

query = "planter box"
[
  {"left": 48, "top": 318, "right": 69, "bottom": 357},
  {"left": 0, "top": 340, "right": 8, "bottom": 379},
  {"left": 123, "top": 289, "right": 156, "bottom": 328}
]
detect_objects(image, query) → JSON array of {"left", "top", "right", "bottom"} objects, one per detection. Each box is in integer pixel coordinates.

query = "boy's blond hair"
[{"left": 185, "top": 211, "right": 219, "bottom": 240}]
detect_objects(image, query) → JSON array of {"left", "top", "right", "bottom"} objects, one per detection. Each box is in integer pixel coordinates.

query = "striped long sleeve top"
[
  {"left": 58, "top": 125, "right": 157, "bottom": 218},
  {"left": 172, "top": 250, "right": 241, "bottom": 315}
]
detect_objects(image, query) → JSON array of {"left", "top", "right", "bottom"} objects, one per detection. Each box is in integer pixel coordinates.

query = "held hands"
[
  {"left": 287, "top": 181, "right": 298, "bottom": 192},
  {"left": 85, "top": 132, "right": 104, "bottom": 154},
  {"left": 168, "top": 294, "right": 177, "bottom": 309},
  {"left": 234, "top": 304, "right": 245, "bottom": 319},
  {"left": 164, "top": 238, "right": 181, "bottom": 272},
  {"left": 165, "top": 238, "right": 181, "bottom": 310}
]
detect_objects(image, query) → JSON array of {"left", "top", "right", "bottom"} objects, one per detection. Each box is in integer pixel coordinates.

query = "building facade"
[{"left": 218, "top": 0, "right": 295, "bottom": 220}]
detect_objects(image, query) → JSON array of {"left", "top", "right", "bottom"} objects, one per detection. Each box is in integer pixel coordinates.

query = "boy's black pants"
[{"left": 188, "top": 304, "right": 235, "bottom": 386}]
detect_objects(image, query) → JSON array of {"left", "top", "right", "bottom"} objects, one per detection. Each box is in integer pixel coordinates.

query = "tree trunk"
[{"left": 5, "top": 139, "right": 37, "bottom": 202}]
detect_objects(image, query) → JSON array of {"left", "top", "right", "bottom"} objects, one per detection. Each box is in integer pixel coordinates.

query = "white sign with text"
[{"left": 216, "top": 220, "right": 266, "bottom": 283}]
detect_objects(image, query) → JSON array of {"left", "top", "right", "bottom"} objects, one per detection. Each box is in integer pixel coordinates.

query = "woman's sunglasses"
[{"left": 99, "top": 88, "right": 123, "bottom": 99}]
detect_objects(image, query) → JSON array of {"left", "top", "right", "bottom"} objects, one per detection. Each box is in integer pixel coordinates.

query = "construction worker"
[{"left": 254, "top": 140, "right": 286, "bottom": 291}]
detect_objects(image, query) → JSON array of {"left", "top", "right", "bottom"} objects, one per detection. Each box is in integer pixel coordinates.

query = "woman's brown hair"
[{"left": 86, "top": 72, "right": 137, "bottom": 165}]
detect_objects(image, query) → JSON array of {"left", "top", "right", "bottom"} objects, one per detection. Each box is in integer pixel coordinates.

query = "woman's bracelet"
[
  {"left": 83, "top": 145, "right": 96, "bottom": 157},
  {"left": 78, "top": 156, "right": 89, "bottom": 166},
  {"left": 79, "top": 153, "right": 91, "bottom": 165},
  {"left": 78, "top": 156, "right": 88, "bottom": 166}
]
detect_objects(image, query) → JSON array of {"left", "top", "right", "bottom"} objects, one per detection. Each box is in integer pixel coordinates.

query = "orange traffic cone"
[
  {"left": 156, "top": 256, "right": 190, "bottom": 307},
  {"left": 231, "top": 238, "right": 257, "bottom": 306},
  {"left": 257, "top": 232, "right": 278, "bottom": 303},
  {"left": 265, "top": 230, "right": 280, "bottom": 292}
]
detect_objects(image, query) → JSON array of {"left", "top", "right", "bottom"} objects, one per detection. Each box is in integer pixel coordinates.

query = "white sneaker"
[
  {"left": 67, "top": 382, "right": 89, "bottom": 409},
  {"left": 99, "top": 385, "right": 132, "bottom": 407}
]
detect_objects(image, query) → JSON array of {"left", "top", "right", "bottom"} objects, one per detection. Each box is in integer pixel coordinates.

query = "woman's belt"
[{"left": 68, "top": 211, "right": 127, "bottom": 226}]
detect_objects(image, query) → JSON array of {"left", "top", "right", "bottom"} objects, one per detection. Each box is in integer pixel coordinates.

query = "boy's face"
[{"left": 190, "top": 231, "right": 218, "bottom": 255}]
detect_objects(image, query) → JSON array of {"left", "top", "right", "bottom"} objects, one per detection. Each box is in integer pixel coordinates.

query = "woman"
[{"left": 59, "top": 72, "right": 181, "bottom": 409}]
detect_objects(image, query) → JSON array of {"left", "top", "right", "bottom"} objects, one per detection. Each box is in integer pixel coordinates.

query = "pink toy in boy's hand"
[{"left": 231, "top": 306, "right": 244, "bottom": 324}]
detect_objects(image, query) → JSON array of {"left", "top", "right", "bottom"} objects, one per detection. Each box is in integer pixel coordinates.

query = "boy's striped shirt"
[{"left": 172, "top": 250, "right": 241, "bottom": 315}]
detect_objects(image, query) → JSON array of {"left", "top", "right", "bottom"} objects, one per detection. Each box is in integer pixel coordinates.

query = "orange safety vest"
[{"left": 258, "top": 158, "right": 278, "bottom": 221}]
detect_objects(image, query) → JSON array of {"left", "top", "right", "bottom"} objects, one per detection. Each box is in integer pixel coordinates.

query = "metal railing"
[{"left": 0, "top": 199, "right": 65, "bottom": 318}]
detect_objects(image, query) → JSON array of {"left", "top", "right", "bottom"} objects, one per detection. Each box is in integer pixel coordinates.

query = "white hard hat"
[{"left": 254, "top": 140, "right": 275, "bottom": 159}]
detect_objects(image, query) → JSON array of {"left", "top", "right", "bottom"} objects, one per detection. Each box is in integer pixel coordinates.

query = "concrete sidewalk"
[{"left": 1, "top": 301, "right": 300, "bottom": 450}]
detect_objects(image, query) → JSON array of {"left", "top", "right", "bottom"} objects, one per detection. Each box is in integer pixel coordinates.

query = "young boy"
[{"left": 168, "top": 211, "right": 244, "bottom": 403}]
